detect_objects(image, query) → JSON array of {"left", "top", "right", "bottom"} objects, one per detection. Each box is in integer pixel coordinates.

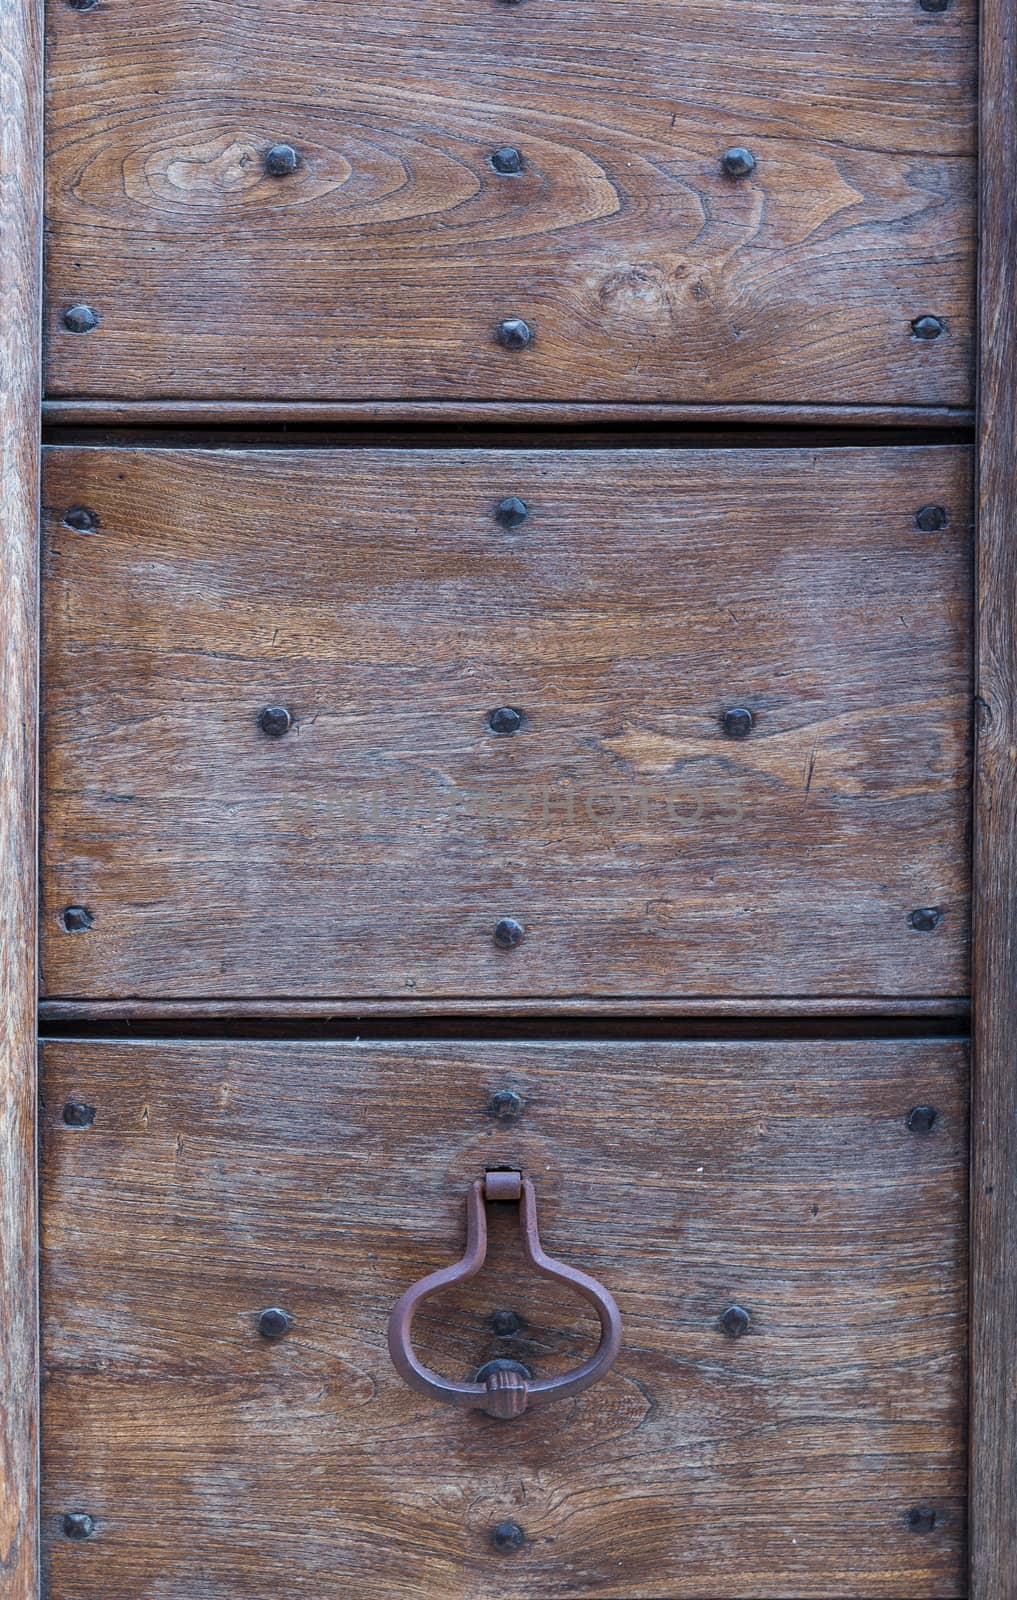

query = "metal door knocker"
[{"left": 388, "top": 1170, "right": 622, "bottom": 1419}]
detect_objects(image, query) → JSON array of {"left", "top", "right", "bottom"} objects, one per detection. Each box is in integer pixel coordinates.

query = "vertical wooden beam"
[
  {"left": 974, "top": 0, "right": 1017, "bottom": 1591},
  {"left": 0, "top": 0, "right": 42, "bottom": 1591}
]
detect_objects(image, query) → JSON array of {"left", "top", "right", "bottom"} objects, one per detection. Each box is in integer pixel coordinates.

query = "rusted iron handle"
[{"left": 387, "top": 1170, "right": 622, "bottom": 1419}]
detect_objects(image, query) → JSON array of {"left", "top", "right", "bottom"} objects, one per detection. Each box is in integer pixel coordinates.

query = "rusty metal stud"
[
  {"left": 907, "top": 1105, "right": 939, "bottom": 1134},
  {"left": 487, "top": 706, "right": 523, "bottom": 735},
  {"left": 493, "top": 917, "right": 524, "bottom": 949},
  {"left": 487, "top": 1087, "right": 524, "bottom": 1119},
  {"left": 258, "top": 1307, "right": 293, "bottom": 1340},
  {"left": 909, "top": 906, "right": 943, "bottom": 932},
  {"left": 63, "top": 506, "right": 99, "bottom": 534},
  {"left": 491, "top": 146, "right": 524, "bottom": 174},
  {"left": 61, "top": 906, "right": 93, "bottom": 933},
  {"left": 911, "top": 315, "right": 945, "bottom": 340},
  {"left": 491, "top": 1308, "right": 523, "bottom": 1336},
  {"left": 62, "top": 1101, "right": 96, "bottom": 1128},
  {"left": 265, "top": 143, "right": 300, "bottom": 176},
  {"left": 916, "top": 504, "right": 949, "bottom": 532},
  {"left": 63, "top": 1513, "right": 95, "bottom": 1540},
  {"left": 721, "top": 146, "right": 757, "bottom": 177},
  {"left": 722, "top": 706, "right": 754, "bottom": 739},
  {"left": 907, "top": 1506, "right": 937, "bottom": 1533},
  {"left": 491, "top": 1521, "right": 525, "bottom": 1552},
  {"left": 720, "top": 1303, "right": 751, "bottom": 1338},
  {"left": 496, "top": 317, "right": 533, "bottom": 350},
  {"left": 494, "top": 495, "right": 529, "bottom": 528},
  {"left": 258, "top": 705, "right": 292, "bottom": 738},
  {"left": 63, "top": 304, "right": 99, "bottom": 334}
]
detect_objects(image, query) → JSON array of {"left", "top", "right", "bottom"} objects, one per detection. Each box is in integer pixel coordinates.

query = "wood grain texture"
[
  {"left": 0, "top": 0, "right": 42, "bottom": 1590},
  {"left": 39, "top": 1036, "right": 968, "bottom": 1600},
  {"left": 40, "top": 444, "right": 973, "bottom": 1005},
  {"left": 970, "top": 0, "right": 1017, "bottom": 1585},
  {"left": 37, "top": 994, "right": 971, "bottom": 1023},
  {"left": 43, "top": 0, "right": 975, "bottom": 406},
  {"left": 39, "top": 400, "right": 979, "bottom": 429}
]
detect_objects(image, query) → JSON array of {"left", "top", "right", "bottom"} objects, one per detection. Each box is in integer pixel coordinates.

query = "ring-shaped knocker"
[{"left": 388, "top": 1170, "right": 622, "bottom": 1419}]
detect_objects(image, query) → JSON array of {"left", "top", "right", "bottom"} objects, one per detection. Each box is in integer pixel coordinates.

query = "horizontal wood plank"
[
  {"left": 43, "top": 0, "right": 976, "bottom": 405},
  {"left": 40, "top": 1036, "right": 968, "bottom": 1599},
  {"left": 37, "top": 995, "right": 971, "bottom": 1023},
  {"left": 39, "top": 399, "right": 979, "bottom": 429},
  {"left": 40, "top": 445, "right": 973, "bottom": 1005}
]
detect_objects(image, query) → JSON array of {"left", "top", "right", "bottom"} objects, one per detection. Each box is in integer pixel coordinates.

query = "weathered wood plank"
[
  {"left": 36, "top": 994, "right": 971, "bottom": 1023},
  {"left": 39, "top": 399, "right": 979, "bottom": 429},
  {"left": 41, "top": 445, "right": 972, "bottom": 1005},
  {"left": 43, "top": 0, "right": 976, "bottom": 405},
  {"left": 0, "top": 0, "right": 43, "bottom": 1589},
  {"left": 970, "top": 0, "right": 1017, "bottom": 1585},
  {"left": 40, "top": 1036, "right": 968, "bottom": 1600}
]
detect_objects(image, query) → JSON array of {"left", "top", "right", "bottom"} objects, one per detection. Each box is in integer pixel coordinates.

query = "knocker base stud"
[{"left": 388, "top": 1170, "right": 622, "bottom": 1418}]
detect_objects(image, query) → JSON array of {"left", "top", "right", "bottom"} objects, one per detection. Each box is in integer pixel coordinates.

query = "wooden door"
[{"left": 2, "top": 0, "right": 1014, "bottom": 1592}]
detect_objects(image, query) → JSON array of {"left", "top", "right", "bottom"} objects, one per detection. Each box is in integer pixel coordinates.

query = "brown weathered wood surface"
[
  {"left": 37, "top": 994, "right": 970, "bottom": 1024},
  {"left": 0, "top": 0, "right": 42, "bottom": 1591},
  {"left": 39, "top": 399, "right": 979, "bottom": 429},
  {"left": 40, "top": 1036, "right": 968, "bottom": 1600},
  {"left": 41, "top": 444, "right": 972, "bottom": 1005},
  {"left": 43, "top": 0, "right": 975, "bottom": 405},
  {"left": 971, "top": 0, "right": 1017, "bottom": 1584}
]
